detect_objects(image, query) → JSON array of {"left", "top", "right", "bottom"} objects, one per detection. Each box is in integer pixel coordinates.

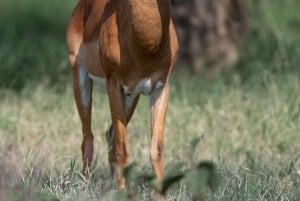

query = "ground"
[{"left": 0, "top": 0, "right": 299, "bottom": 200}]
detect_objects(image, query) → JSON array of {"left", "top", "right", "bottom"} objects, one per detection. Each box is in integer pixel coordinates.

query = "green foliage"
[
  {"left": 0, "top": 0, "right": 300, "bottom": 200},
  {"left": 106, "top": 139, "right": 219, "bottom": 200},
  {"left": 236, "top": 0, "right": 300, "bottom": 81},
  {"left": 0, "top": 0, "right": 74, "bottom": 91}
]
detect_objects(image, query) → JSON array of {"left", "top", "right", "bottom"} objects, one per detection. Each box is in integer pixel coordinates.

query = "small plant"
[{"left": 114, "top": 137, "right": 221, "bottom": 201}]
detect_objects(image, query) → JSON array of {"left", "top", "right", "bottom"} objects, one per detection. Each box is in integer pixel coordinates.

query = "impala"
[{"left": 66, "top": 0, "right": 178, "bottom": 193}]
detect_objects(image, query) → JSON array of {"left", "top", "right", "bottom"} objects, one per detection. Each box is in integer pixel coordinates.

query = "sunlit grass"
[
  {"left": 1, "top": 72, "right": 300, "bottom": 200},
  {"left": 1, "top": 0, "right": 300, "bottom": 200}
]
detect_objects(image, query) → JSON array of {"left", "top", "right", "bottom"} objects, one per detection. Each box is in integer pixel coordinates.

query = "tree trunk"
[{"left": 171, "top": 0, "right": 247, "bottom": 77}]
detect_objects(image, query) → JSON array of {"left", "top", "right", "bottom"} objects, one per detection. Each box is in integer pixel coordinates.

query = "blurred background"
[
  {"left": 0, "top": 0, "right": 299, "bottom": 90},
  {"left": 0, "top": 1, "right": 300, "bottom": 200},
  {"left": 171, "top": 0, "right": 300, "bottom": 78}
]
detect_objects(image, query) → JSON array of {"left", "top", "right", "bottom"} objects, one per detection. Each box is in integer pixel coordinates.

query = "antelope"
[{"left": 66, "top": 0, "right": 178, "bottom": 193}]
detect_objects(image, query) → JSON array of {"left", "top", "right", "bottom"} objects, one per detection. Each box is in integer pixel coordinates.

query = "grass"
[{"left": 0, "top": 0, "right": 300, "bottom": 200}]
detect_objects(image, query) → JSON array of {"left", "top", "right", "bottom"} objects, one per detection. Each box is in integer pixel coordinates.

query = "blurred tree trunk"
[{"left": 171, "top": 0, "right": 247, "bottom": 77}]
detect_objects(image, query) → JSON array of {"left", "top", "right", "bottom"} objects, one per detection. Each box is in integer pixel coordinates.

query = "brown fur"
[{"left": 66, "top": 0, "right": 178, "bottom": 196}]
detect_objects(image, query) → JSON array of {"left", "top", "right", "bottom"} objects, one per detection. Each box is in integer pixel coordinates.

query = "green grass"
[{"left": 1, "top": 0, "right": 300, "bottom": 200}]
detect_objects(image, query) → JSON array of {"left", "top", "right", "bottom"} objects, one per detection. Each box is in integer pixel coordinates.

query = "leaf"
[
  {"left": 185, "top": 169, "right": 208, "bottom": 196},
  {"left": 196, "top": 161, "right": 220, "bottom": 192},
  {"left": 163, "top": 162, "right": 185, "bottom": 179},
  {"left": 122, "top": 162, "right": 137, "bottom": 179},
  {"left": 196, "top": 161, "right": 216, "bottom": 170},
  {"left": 135, "top": 172, "right": 156, "bottom": 182},
  {"left": 161, "top": 173, "right": 184, "bottom": 195},
  {"left": 185, "top": 161, "right": 220, "bottom": 197}
]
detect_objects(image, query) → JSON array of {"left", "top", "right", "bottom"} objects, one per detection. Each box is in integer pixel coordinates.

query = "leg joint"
[{"left": 150, "top": 143, "right": 164, "bottom": 162}]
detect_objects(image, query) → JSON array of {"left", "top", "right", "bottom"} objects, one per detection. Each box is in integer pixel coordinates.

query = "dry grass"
[
  {"left": 1, "top": 73, "right": 300, "bottom": 200},
  {"left": 1, "top": 0, "right": 300, "bottom": 200}
]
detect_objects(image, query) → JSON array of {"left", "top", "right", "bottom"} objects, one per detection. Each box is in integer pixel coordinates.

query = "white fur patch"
[
  {"left": 123, "top": 85, "right": 130, "bottom": 95},
  {"left": 88, "top": 74, "right": 106, "bottom": 88},
  {"left": 77, "top": 49, "right": 92, "bottom": 108},
  {"left": 123, "top": 78, "right": 152, "bottom": 96},
  {"left": 155, "top": 81, "right": 164, "bottom": 90},
  {"left": 122, "top": 79, "right": 165, "bottom": 97},
  {"left": 79, "top": 69, "right": 92, "bottom": 108}
]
